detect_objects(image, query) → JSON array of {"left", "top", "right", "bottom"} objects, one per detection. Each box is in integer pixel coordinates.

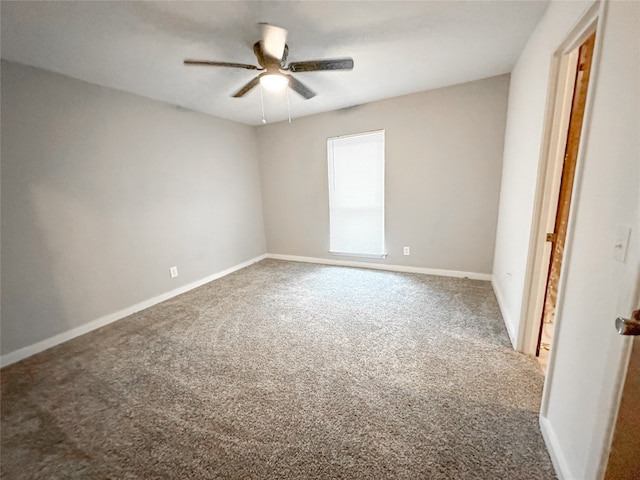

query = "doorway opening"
[{"left": 535, "top": 32, "right": 596, "bottom": 373}]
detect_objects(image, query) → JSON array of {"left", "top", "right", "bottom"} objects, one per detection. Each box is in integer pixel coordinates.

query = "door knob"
[{"left": 615, "top": 310, "right": 640, "bottom": 335}]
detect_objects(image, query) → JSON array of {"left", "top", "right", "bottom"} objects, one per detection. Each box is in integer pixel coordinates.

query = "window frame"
[{"left": 327, "top": 129, "right": 386, "bottom": 258}]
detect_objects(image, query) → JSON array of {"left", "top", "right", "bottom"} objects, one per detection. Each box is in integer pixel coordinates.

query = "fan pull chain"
[
  {"left": 259, "top": 83, "right": 267, "bottom": 124},
  {"left": 286, "top": 88, "right": 292, "bottom": 123}
]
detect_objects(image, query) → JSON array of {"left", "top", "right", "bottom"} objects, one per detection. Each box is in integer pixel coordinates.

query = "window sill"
[{"left": 328, "top": 251, "right": 388, "bottom": 259}]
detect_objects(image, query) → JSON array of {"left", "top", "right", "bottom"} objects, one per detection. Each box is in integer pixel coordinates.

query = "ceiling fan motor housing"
[{"left": 253, "top": 41, "right": 288, "bottom": 71}]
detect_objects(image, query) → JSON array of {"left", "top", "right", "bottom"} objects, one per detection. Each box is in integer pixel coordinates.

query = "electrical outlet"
[
  {"left": 403, "top": 246, "right": 410, "bottom": 256},
  {"left": 169, "top": 266, "right": 178, "bottom": 278}
]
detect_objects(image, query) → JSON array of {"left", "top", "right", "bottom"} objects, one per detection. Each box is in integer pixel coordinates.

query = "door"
[
  {"left": 605, "top": 309, "right": 640, "bottom": 479},
  {"left": 537, "top": 32, "right": 596, "bottom": 370}
]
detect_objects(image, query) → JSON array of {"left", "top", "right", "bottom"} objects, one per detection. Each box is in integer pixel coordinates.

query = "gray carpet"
[{"left": 1, "top": 259, "right": 556, "bottom": 479}]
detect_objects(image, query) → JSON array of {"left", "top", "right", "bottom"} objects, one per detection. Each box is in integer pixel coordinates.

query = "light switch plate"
[{"left": 613, "top": 225, "right": 631, "bottom": 263}]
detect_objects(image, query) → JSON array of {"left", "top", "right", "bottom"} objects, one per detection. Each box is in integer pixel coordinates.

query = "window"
[{"left": 327, "top": 130, "right": 385, "bottom": 257}]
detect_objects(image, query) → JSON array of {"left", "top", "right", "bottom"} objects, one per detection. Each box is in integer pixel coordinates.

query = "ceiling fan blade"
[
  {"left": 260, "top": 23, "right": 288, "bottom": 60},
  {"left": 232, "top": 76, "right": 260, "bottom": 98},
  {"left": 284, "top": 74, "right": 316, "bottom": 99},
  {"left": 288, "top": 58, "right": 354, "bottom": 73},
  {"left": 184, "top": 60, "right": 260, "bottom": 70}
]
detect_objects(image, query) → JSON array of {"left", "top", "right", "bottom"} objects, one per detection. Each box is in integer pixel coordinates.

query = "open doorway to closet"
[{"left": 535, "top": 32, "right": 596, "bottom": 373}]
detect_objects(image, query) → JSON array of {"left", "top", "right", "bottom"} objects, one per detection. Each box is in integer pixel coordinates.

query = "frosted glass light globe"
[{"left": 260, "top": 74, "right": 289, "bottom": 92}]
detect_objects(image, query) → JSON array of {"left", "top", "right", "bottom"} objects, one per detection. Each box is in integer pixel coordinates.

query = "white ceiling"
[{"left": 1, "top": 1, "right": 548, "bottom": 126}]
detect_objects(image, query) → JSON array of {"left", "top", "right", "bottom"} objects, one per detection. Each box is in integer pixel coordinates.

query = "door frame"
[
  {"left": 530, "top": 44, "right": 579, "bottom": 359},
  {"left": 516, "top": 2, "right": 604, "bottom": 363}
]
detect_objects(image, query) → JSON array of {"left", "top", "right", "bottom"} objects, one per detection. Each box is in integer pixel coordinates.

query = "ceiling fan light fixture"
[{"left": 260, "top": 73, "right": 289, "bottom": 92}]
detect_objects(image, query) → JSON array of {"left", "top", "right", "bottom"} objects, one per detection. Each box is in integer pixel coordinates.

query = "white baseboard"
[
  {"left": 0, "top": 254, "right": 267, "bottom": 368},
  {"left": 266, "top": 253, "right": 492, "bottom": 281},
  {"left": 491, "top": 277, "right": 517, "bottom": 348},
  {"left": 540, "top": 415, "right": 572, "bottom": 480}
]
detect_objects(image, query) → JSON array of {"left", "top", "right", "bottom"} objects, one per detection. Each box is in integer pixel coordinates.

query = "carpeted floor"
[{"left": 1, "top": 259, "right": 556, "bottom": 479}]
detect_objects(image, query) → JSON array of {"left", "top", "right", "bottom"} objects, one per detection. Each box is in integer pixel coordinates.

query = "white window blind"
[{"left": 327, "top": 130, "right": 385, "bottom": 257}]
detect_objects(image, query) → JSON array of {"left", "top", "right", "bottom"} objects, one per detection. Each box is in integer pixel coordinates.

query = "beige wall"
[
  {"left": 1, "top": 64, "right": 509, "bottom": 361},
  {"left": 258, "top": 75, "right": 509, "bottom": 275},
  {"left": 1, "top": 61, "right": 266, "bottom": 356}
]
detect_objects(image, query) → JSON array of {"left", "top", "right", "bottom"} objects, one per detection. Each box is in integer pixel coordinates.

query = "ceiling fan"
[{"left": 184, "top": 24, "right": 354, "bottom": 100}]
